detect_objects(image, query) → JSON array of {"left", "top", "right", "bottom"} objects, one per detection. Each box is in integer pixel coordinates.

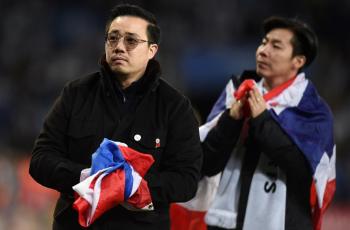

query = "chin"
[
  {"left": 110, "top": 66, "right": 127, "bottom": 74},
  {"left": 256, "top": 69, "right": 269, "bottom": 79},
  {"left": 256, "top": 68, "right": 264, "bottom": 76}
]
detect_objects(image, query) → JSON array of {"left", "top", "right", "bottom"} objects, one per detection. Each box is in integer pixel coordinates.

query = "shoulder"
[
  {"left": 297, "top": 80, "right": 334, "bottom": 147},
  {"left": 54, "top": 72, "right": 105, "bottom": 119},
  {"left": 156, "top": 78, "right": 194, "bottom": 115},
  {"left": 65, "top": 72, "right": 101, "bottom": 91},
  {"left": 301, "top": 80, "right": 333, "bottom": 120},
  {"left": 157, "top": 78, "right": 190, "bottom": 104},
  {"left": 59, "top": 72, "right": 102, "bottom": 100}
]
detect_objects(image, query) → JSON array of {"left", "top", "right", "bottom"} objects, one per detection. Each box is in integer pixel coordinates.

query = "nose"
[
  {"left": 113, "top": 37, "right": 126, "bottom": 52},
  {"left": 257, "top": 44, "right": 268, "bottom": 57}
]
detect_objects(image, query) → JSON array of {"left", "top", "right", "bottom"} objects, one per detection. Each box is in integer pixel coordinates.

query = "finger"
[
  {"left": 252, "top": 87, "right": 263, "bottom": 103},
  {"left": 237, "top": 99, "right": 246, "bottom": 107},
  {"left": 231, "top": 100, "right": 242, "bottom": 112},
  {"left": 248, "top": 90, "right": 259, "bottom": 105},
  {"left": 247, "top": 97, "right": 257, "bottom": 109},
  {"left": 230, "top": 100, "right": 244, "bottom": 120},
  {"left": 248, "top": 95, "right": 265, "bottom": 118}
]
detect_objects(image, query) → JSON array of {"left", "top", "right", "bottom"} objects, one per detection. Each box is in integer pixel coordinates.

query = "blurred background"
[{"left": 0, "top": 0, "right": 349, "bottom": 229}]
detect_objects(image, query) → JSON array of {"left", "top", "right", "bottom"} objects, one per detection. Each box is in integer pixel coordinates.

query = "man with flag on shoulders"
[{"left": 199, "top": 16, "right": 336, "bottom": 230}]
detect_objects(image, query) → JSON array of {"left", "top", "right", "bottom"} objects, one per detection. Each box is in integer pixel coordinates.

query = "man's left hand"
[{"left": 248, "top": 87, "right": 266, "bottom": 118}]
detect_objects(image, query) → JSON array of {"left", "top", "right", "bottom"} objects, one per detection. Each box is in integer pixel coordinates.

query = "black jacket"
[
  {"left": 202, "top": 73, "right": 313, "bottom": 230},
  {"left": 29, "top": 59, "right": 203, "bottom": 230}
]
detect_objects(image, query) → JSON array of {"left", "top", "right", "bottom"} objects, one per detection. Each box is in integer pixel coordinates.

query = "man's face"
[
  {"left": 105, "top": 16, "right": 158, "bottom": 78},
  {"left": 256, "top": 28, "right": 304, "bottom": 81}
]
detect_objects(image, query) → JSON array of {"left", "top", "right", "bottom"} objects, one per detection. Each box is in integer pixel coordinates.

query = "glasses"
[{"left": 106, "top": 32, "right": 152, "bottom": 51}]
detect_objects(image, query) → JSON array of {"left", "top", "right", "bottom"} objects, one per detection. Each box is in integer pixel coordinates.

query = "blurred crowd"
[{"left": 0, "top": 0, "right": 349, "bottom": 229}]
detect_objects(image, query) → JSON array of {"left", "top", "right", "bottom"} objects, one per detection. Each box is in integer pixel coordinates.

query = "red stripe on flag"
[
  {"left": 170, "top": 203, "right": 207, "bottom": 230},
  {"left": 311, "top": 179, "right": 336, "bottom": 230}
]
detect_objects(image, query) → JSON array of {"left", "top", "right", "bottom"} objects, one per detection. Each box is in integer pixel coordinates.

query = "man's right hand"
[{"left": 229, "top": 99, "right": 246, "bottom": 120}]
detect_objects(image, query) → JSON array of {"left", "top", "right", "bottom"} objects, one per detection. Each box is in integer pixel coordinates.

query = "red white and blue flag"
[
  {"left": 171, "top": 73, "right": 336, "bottom": 230},
  {"left": 72, "top": 138, "right": 154, "bottom": 227},
  {"left": 208, "top": 73, "right": 335, "bottom": 230}
]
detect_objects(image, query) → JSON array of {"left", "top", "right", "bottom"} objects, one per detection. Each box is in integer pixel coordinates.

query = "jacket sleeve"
[
  {"left": 249, "top": 110, "right": 312, "bottom": 179},
  {"left": 201, "top": 110, "right": 244, "bottom": 176},
  {"left": 145, "top": 98, "right": 203, "bottom": 204},
  {"left": 29, "top": 84, "right": 86, "bottom": 194}
]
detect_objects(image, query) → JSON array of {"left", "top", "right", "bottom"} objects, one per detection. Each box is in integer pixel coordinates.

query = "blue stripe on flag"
[{"left": 90, "top": 138, "right": 134, "bottom": 200}]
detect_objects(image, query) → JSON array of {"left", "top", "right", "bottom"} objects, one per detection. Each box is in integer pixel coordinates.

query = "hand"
[
  {"left": 247, "top": 87, "right": 266, "bottom": 118},
  {"left": 229, "top": 97, "right": 247, "bottom": 120}
]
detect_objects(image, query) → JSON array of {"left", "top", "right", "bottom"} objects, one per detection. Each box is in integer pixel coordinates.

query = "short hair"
[
  {"left": 262, "top": 16, "right": 318, "bottom": 68},
  {"left": 105, "top": 4, "right": 161, "bottom": 45}
]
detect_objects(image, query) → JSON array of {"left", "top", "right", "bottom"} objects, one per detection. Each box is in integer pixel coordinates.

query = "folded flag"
[{"left": 72, "top": 138, "right": 154, "bottom": 227}]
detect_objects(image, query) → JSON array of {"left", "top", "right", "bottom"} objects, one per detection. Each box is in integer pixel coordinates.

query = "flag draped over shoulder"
[
  {"left": 171, "top": 73, "right": 336, "bottom": 230},
  {"left": 72, "top": 138, "right": 154, "bottom": 227},
  {"left": 265, "top": 75, "right": 336, "bottom": 230}
]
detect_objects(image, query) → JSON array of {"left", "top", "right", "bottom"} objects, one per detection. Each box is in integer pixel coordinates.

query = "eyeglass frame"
[{"left": 105, "top": 31, "right": 154, "bottom": 51}]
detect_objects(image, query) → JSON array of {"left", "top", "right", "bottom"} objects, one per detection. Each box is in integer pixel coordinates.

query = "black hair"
[
  {"left": 262, "top": 16, "right": 318, "bottom": 68},
  {"left": 105, "top": 4, "right": 160, "bottom": 45}
]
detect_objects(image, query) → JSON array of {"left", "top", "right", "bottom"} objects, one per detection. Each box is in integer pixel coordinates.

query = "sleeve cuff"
[
  {"left": 249, "top": 110, "right": 270, "bottom": 128},
  {"left": 215, "top": 110, "right": 244, "bottom": 138}
]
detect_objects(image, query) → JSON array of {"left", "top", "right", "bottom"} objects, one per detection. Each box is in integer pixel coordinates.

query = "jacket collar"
[{"left": 99, "top": 56, "right": 161, "bottom": 96}]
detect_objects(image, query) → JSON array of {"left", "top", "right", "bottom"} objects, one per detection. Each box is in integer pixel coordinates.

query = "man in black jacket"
[
  {"left": 201, "top": 17, "right": 335, "bottom": 230},
  {"left": 29, "top": 4, "right": 202, "bottom": 230}
]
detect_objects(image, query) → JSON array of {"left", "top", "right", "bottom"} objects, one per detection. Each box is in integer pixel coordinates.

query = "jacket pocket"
[{"left": 67, "top": 119, "right": 98, "bottom": 164}]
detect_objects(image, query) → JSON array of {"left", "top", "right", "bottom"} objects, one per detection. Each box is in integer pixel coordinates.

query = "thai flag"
[
  {"left": 211, "top": 73, "right": 336, "bottom": 230},
  {"left": 171, "top": 73, "right": 336, "bottom": 230},
  {"left": 72, "top": 138, "right": 154, "bottom": 227}
]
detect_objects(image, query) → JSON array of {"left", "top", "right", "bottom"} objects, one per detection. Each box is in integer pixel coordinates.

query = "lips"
[
  {"left": 111, "top": 56, "right": 128, "bottom": 63},
  {"left": 257, "top": 60, "right": 269, "bottom": 69}
]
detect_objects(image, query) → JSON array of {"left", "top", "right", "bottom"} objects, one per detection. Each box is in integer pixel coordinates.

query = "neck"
[
  {"left": 117, "top": 73, "right": 144, "bottom": 89},
  {"left": 263, "top": 73, "right": 297, "bottom": 90}
]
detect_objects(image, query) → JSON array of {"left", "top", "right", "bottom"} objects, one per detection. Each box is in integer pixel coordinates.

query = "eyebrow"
[
  {"left": 263, "top": 36, "right": 284, "bottom": 45},
  {"left": 108, "top": 30, "right": 139, "bottom": 37}
]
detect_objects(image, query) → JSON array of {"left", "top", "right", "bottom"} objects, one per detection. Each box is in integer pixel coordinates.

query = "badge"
[{"left": 155, "top": 138, "right": 160, "bottom": 148}]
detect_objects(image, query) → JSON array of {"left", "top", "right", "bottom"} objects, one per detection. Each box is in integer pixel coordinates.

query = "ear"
[
  {"left": 293, "top": 55, "right": 306, "bottom": 70},
  {"left": 148, "top": 44, "right": 158, "bottom": 60}
]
